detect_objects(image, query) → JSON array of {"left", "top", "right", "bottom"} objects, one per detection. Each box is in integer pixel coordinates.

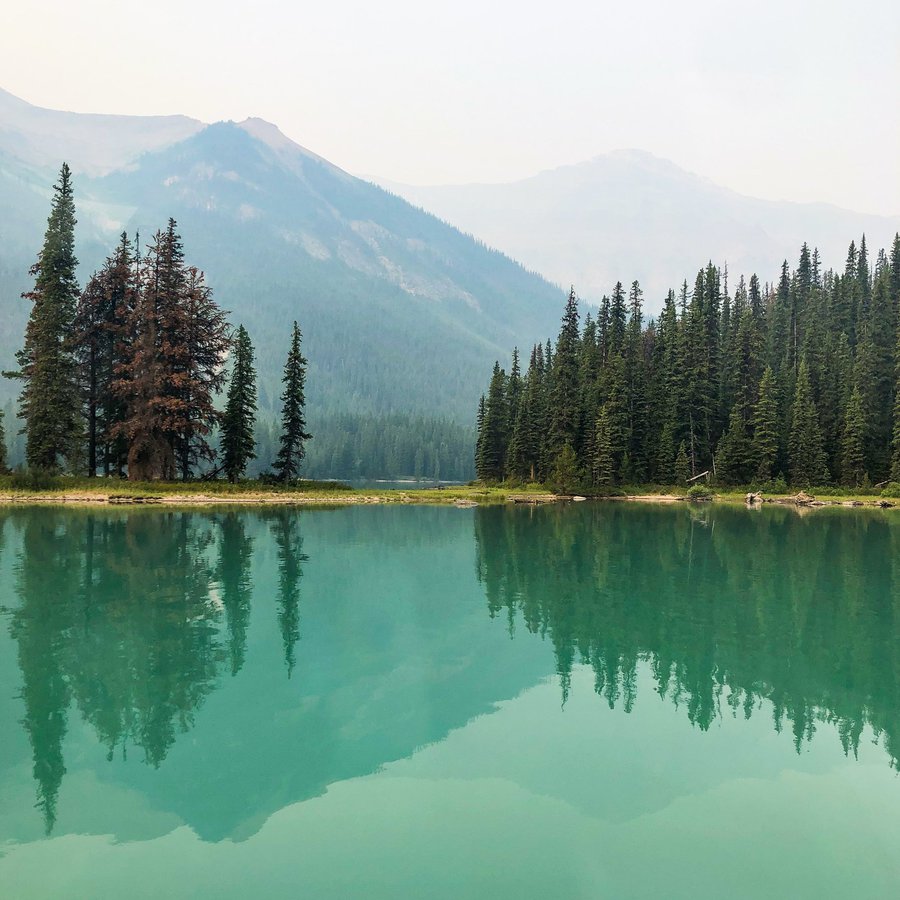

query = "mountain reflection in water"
[{"left": 0, "top": 502, "right": 897, "bottom": 845}]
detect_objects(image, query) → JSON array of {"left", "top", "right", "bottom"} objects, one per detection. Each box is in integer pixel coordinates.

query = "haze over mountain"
[
  {"left": 0, "top": 87, "right": 203, "bottom": 174},
  {"left": 4, "top": 88, "right": 899, "bottom": 477},
  {"left": 0, "top": 89, "right": 561, "bottom": 445},
  {"left": 381, "top": 151, "right": 900, "bottom": 309}
]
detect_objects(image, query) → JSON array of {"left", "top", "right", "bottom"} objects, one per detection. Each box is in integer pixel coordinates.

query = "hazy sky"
[{"left": 2, "top": 0, "right": 898, "bottom": 214}]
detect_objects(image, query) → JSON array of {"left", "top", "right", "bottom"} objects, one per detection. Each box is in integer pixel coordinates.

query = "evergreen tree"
[
  {"left": 608, "top": 282, "right": 627, "bottom": 355},
  {"left": 73, "top": 233, "right": 136, "bottom": 476},
  {"left": 890, "top": 322, "right": 900, "bottom": 482},
  {"left": 788, "top": 357, "right": 829, "bottom": 486},
  {"left": 593, "top": 404, "right": 615, "bottom": 486},
  {"left": 549, "top": 287, "right": 581, "bottom": 455},
  {"left": 507, "top": 347, "right": 522, "bottom": 425},
  {"left": 507, "top": 361, "right": 543, "bottom": 481},
  {"left": 478, "top": 362, "right": 509, "bottom": 481},
  {"left": 840, "top": 385, "right": 867, "bottom": 487},
  {"left": 112, "top": 221, "right": 228, "bottom": 481},
  {"left": 624, "top": 280, "right": 648, "bottom": 480},
  {"left": 475, "top": 394, "right": 487, "bottom": 479},
  {"left": 221, "top": 325, "right": 258, "bottom": 482},
  {"left": 752, "top": 367, "right": 780, "bottom": 481},
  {"left": 549, "top": 442, "right": 579, "bottom": 492},
  {"left": 172, "top": 265, "right": 230, "bottom": 480},
  {"left": 0, "top": 409, "right": 7, "bottom": 473},
  {"left": 274, "top": 322, "right": 313, "bottom": 482},
  {"left": 674, "top": 442, "right": 690, "bottom": 484},
  {"left": 8, "top": 164, "right": 81, "bottom": 471}
]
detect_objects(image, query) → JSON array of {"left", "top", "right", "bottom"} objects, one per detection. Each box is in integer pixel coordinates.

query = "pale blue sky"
[{"left": 2, "top": 0, "right": 898, "bottom": 214}]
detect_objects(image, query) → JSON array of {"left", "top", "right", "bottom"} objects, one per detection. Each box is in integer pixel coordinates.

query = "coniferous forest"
[
  {"left": 4, "top": 164, "right": 312, "bottom": 482},
  {"left": 1, "top": 163, "right": 475, "bottom": 484},
  {"left": 476, "top": 235, "right": 900, "bottom": 490}
]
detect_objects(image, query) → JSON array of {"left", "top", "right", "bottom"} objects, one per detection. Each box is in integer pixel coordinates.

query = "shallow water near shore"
[{"left": 1, "top": 502, "right": 899, "bottom": 898}]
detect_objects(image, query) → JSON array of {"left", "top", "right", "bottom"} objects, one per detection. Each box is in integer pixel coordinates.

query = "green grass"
[
  {"left": 0, "top": 473, "right": 895, "bottom": 509},
  {"left": 0, "top": 475, "right": 519, "bottom": 506}
]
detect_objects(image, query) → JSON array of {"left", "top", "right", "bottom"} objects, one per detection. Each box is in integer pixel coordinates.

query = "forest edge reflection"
[{"left": 2, "top": 503, "right": 898, "bottom": 839}]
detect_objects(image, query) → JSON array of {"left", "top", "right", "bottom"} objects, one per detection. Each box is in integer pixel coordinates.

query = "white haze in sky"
[{"left": 1, "top": 0, "right": 898, "bottom": 215}]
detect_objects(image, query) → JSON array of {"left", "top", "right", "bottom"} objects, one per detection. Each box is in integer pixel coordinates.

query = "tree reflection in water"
[
  {"left": 475, "top": 503, "right": 900, "bottom": 768},
  {"left": 4, "top": 508, "right": 308, "bottom": 834}
]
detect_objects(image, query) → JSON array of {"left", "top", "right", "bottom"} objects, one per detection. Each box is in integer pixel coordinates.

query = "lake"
[{"left": 1, "top": 503, "right": 899, "bottom": 898}]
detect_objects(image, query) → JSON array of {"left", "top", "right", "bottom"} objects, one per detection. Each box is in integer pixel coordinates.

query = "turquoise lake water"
[{"left": 1, "top": 503, "right": 899, "bottom": 898}]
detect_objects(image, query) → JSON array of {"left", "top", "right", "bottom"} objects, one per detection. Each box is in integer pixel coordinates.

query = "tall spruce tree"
[
  {"left": 274, "top": 322, "right": 312, "bottom": 482},
  {"left": 221, "top": 325, "right": 258, "bottom": 482},
  {"left": 478, "top": 362, "right": 509, "bottom": 481},
  {"left": 72, "top": 233, "right": 136, "bottom": 476},
  {"left": 475, "top": 394, "right": 487, "bottom": 479},
  {"left": 0, "top": 409, "right": 7, "bottom": 473},
  {"left": 173, "top": 265, "right": 230, "bottom": 480},
  {"left": 549, "top": 287, "right": 581, "bottom": 458},
  {"left": 674, "top": 441, "right": 690, "bottom": 484},
  {"left": 113, "top": 222, "right": 228, "bottom": 481},
  {"left": 9, "top": 164, "right": 82, "bottom": 471},
  {"left": 593, "top": 404, "right": 615, "bottom": 486},
  {"left": 841, "top": 385, "right": 867, "bottom": 487},
  {"left": 788, "top": 357, "right": 829, "bottom": 486}
]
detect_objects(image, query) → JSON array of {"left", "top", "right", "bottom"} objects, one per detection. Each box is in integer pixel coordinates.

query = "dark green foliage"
[
  {"left": 841, "top": 385, "right": 868, "bottom": 487},
  {"left": 687, "top": 483, "right": 713, "bottom": 500},
  {"left": 476, "top": 362, "right": 509, "bottom": 481},
  {"left": 10, "top": 164, "right": 82, "bottom": 471},
  {"left": 478, "top": 234, "right": 900, "bottom": 489},
  {"left": 298, "top": 413, "right": 473, "bottom": 481},
  {"left": 274, "top": 322, "right": 312, "bottom": 482},
  {"left": 0, "top": 409, "right": 6, "bottom": 473},
  {"left": 788, "top": 358, "right": 829, "bottom": 487},
  {"left": 752, "top": 367, "right": 780, "bottom": 481},
  {"left": 549, "top": 442, "right": 580, "bottom": 493},
  {"left": 592, "top": 405, "right": 615, "bottom": 487},
  {"left": 221, "top": 325, "right": 258, "bottom": 482},
  {"left": 674, "top": 442, "right": 690, "bottom": 484},
  {"left": 549, "top": 287, "right": 582, "bottom": 456}
]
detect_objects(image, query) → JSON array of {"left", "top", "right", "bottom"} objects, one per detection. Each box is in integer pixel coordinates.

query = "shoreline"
[{"left": 0, "top": 485, "right": 894, "bottom": 510}]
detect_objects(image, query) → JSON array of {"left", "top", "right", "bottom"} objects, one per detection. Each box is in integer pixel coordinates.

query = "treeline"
[
  {"left": 297, "top": 413, "right": 474, "bottom": 481},
  {"left": 4, "top": 164, "right": 312, "bottom": 481},
  {"left": 476, "top": 234, "right": 900, "bottom": 488}
]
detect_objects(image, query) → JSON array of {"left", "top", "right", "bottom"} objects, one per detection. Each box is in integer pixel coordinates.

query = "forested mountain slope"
[{"left": 0, "top": 91, "right": 563, "bottom": 476}]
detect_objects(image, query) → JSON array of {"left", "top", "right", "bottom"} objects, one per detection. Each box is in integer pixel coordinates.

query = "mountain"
[
  {"left": 0, "top": 87, "right": 203, "bottom": 174},
  {"left": 0, "top": 91, "right": 563, "bottom": 468},
  {"left": 381, "top": 150, "right": 900, "bottom": 308}
]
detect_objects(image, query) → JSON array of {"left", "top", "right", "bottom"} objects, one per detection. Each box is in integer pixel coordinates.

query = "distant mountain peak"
[
  {"left": 235, "top": 117, "right": 347, "bottom": 177},
  {"left": 237, "top": 117, "right": 296, "bottom": 152}
]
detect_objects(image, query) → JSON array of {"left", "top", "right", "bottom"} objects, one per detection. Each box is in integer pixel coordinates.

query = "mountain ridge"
[
  {"left": 0, "top": 92, "right": 563, "bottom": 438},
  {"left": 379, "top": 150, "right": 900, "bottom": 308}
]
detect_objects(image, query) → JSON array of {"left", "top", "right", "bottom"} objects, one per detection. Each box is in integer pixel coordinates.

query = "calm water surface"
[{"left": 1, "top": 503, "right": 899, "bottom": 898}]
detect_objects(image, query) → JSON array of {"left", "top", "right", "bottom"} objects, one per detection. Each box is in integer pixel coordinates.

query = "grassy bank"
[
  {"left": 0, "top": 475, "right": 547, "bottom": 507},
  {"left": 0, "top": 473, "right": 894, "bottom": 509}
]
